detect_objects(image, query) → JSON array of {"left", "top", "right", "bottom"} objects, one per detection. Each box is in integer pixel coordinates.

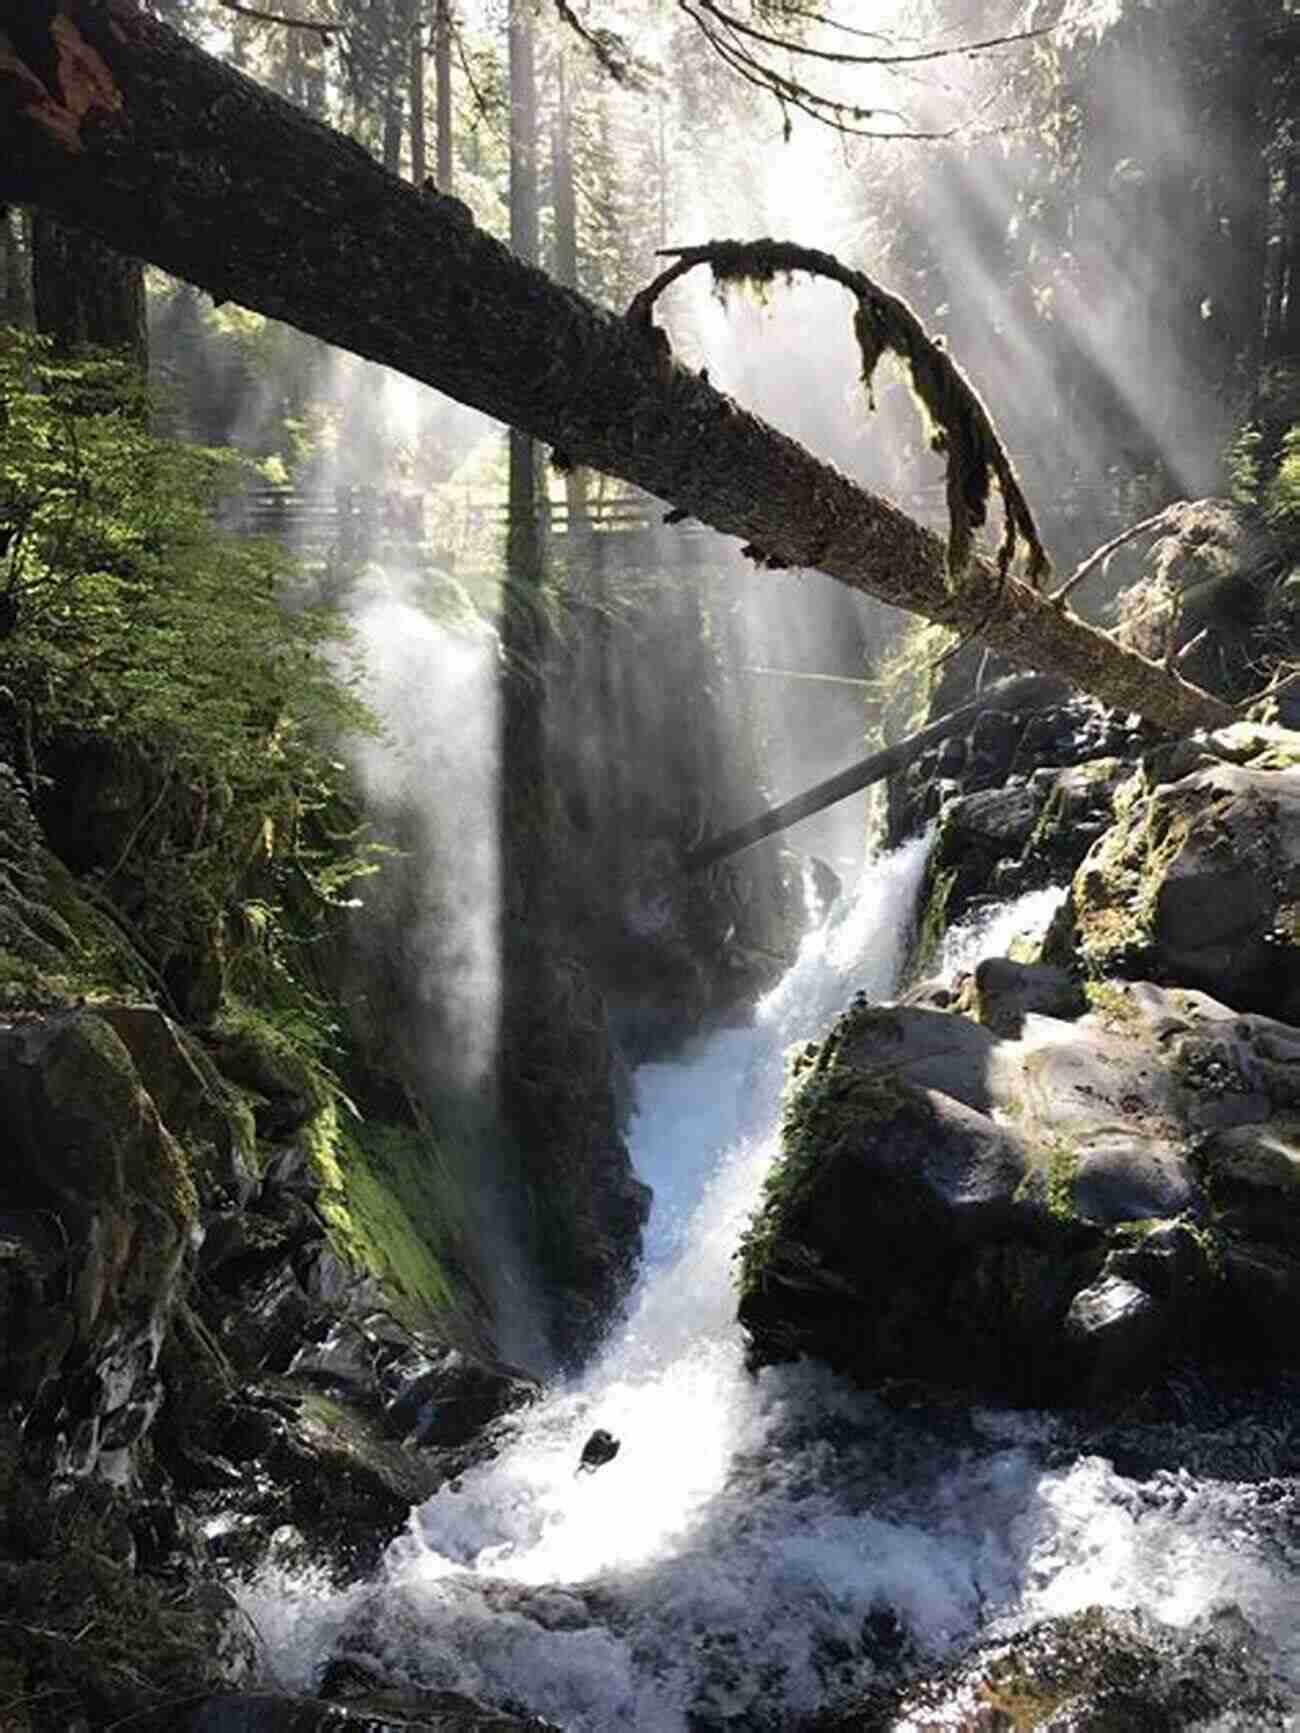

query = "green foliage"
[
  {"left": 0, "top": 330, "right": 381, "bottom": 1014},
  {"left": 1265, "top": 424, "right": 1300, "bottom": 532},
  {"left": 1227, "top": 421, "right": 1263, "bottom": 508}
]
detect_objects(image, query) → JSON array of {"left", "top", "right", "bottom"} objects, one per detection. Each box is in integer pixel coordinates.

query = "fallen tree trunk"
[
  {"left": 686, "top": 671, "right": 1061, "bottom": 871},
  {"left": 0, "top": 1, "right": 1236, "bottom": 735}
]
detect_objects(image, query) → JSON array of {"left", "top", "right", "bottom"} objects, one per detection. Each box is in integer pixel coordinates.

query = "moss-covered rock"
[
  {"left": 738, "top": 971, "right": 1300, "bottom": 1405},
  {"left": 0, "top": 765, "right": 150, "bottom": 1010},
  {"left": 0, "top": 1009, "right": 200, "bottom": 1478},
  {"left": 101, "top": 1002, "right": 258, "bottom": 1208},
  {"left": 736, "top": 1028, "right": 1088, "bottom": 1403},
  {"left": 205, "top": 1003, "right": 329, "bottom": 1140},
  {"left": 1044, "top": 748, "right": 1300, "bottom": 1020}
]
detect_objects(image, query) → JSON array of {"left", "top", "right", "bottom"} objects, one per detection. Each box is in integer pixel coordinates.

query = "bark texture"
[
  {"left": 0, "top": 0, "right": 1236, "bottom": 734},
  {"left": 32, "top": 207, "right": 146, "bottom": 366}
]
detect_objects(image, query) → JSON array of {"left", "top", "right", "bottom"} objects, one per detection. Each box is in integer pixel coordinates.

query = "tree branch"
[
  {"left": 629, "top": 237, "right": 1050, "bottom": 590},
  {"left": 1048, "top": 506, "right": 1185, "bottom": 605},
  {"left": 216, "top": 0, "right": 338, "bottom": 41}
]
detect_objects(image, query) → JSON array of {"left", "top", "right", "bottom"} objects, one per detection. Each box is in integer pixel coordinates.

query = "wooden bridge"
[{"left": 226, "top": 483, "right": 711, "bottom": 575}]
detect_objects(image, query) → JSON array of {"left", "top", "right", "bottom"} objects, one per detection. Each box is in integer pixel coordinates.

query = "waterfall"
[{"left": 248, "top": 843, "right": 1300, "bottom": 1726}]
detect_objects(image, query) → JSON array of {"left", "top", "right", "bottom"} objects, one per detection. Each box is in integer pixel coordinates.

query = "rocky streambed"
[{"left": 4, "top": 668, "right": 1300, "bottom": 1725}]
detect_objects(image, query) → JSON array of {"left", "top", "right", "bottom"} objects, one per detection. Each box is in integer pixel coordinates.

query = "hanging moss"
[{"left": 628, "top": 237, "right": 1050, "bottom": 591}]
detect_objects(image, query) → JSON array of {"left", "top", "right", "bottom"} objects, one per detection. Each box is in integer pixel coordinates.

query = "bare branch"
[
  {"left": 549, "top": 0, "right": 1055, "bottom": 138},
  {"left": 683, "top": 1, "right": 1055, "bottom": 73},
  {"left": 216, "top": 0, "right": 337, "bottom": 40},
  {"left": 675, "top": 0, "right": 958, "bottom": 139},
  {"left": 1047, "top": 506, "right": 1186, "bottom": 605}
]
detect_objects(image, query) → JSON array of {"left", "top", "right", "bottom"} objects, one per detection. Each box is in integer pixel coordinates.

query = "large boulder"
[
  {"left": 0, "top": 1009, "right": 200, "bottom": 1480},
  {"left": 1044, "top": 727, "right": 1300, "bottom": 1022},
  {"left": 805, "top": 1603, "right": 1292, "bottom": 1731},
  {"left": 738, "top": 976, "right": 1300, "bottom": 1405}
]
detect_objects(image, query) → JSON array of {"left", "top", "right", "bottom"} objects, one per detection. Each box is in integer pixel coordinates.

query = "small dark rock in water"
[{"left": 577, "top": 1427, "right": 620, "bottom": 1474}]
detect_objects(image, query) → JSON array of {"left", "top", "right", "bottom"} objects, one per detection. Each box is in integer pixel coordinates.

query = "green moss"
[
  {"left": 1083, "top": 979, "right": 1146, "bottom": 1036},
  {"left": 1013, "top": 1136, "right": 1079, "bottom": 1223},
  {"left": 862, "top": 617, "right": 959, "bottom": 758},
  {"left": 310, "top": 1105, "right": 469, "bottom": 1325},
  {"left": 737, "top": 1059, "right": 908, "bottom": 1299},
  {"left": 914, "top": 864, "right": 958, "bottom": 973},
  {"left": 1068, "top": 783, "right": 1196, "bottom": 977}
]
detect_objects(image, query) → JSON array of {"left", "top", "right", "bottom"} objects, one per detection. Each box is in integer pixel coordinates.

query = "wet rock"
[
  {"left": 1066, "top": 1274, "right": 1171, "bottom": 1401},
  {"left": 576, "top": 1426, "right": 620, "bottom": 1472},
  {"left": 0, "top": 1009, "right": 198, "bottom": 1479},
  {"left": 216, "top": 1261, "right": 317, "bottom": 1373},
  {"left": 204, "top": 1384, "right": 446, "bottom": 1578},
  {"left": 920, "top": 783, "right": 1049, "bottom": 947},
  {"left": 975, "top": 957, "right": 1086, "bottom": 1036},
  {"left": 184, "top": 1689, "right": 559, "bottom": 1730},
  {"left": 1045, "top": 746, "right": 1300, "bottom": 1022},
  {"left": 738, "top": 969, "right": 1300, "bottom": 1404},
  {"left": 381, "top": 1346, "right": 537, "bottom": 1448},
  {"left": 804, "top": 1603, "right": 1292, "bottom": 1730}
]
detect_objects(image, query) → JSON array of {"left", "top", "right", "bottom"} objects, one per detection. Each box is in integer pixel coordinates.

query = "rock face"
[
  {"left": 1044, "top": 729, "right": 1300, "bottom": 1023},
  {"left": 805, "top": 1603, "right": 1292, "bottom": 1731},
  {"left": 915, "top": 742, "right": 1136, "bottom": 965},
  {"left": 0, "top": 983, "right": 539, "bottom": 1722},
  {"left": 738, "top": 962, "right": 1300, "bottom": 1405},
  {"left": 743, "top": 726, "right": 1300, "bottom": 1407},
  {"left": 0, "top": 1008, "right": 201, "bottom": 1483}
]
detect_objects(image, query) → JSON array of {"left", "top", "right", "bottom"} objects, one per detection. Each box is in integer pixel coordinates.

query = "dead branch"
[
  {"left": 216, "top": 0, "right": 337, "bottom": 40},
  {"left": 629, "top": 237, "right": 1050, "bottom": 591},
  {"left": 1048, "top": 505, "right": 1187, "bottom": 606}
]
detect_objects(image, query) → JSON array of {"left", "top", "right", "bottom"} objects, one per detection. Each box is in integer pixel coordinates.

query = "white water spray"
[{"left": 345, "top": 567, "right": 500, "bottom": 1092}]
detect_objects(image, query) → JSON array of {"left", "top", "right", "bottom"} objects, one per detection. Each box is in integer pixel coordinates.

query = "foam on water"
[{"left": 245, "top": 853, "right": 1300, "bottom": 1724}]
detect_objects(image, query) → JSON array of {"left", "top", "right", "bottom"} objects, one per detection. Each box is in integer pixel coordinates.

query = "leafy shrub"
[{"left": 0, "top": 330, "right": 380, "bottom": 1022}]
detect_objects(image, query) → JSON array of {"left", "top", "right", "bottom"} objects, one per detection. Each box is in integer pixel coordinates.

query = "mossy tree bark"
[{"left": 0, "top": 0, "right": 1236, "bottom": 735}]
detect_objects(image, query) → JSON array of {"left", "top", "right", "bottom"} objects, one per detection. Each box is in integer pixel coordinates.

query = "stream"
[{"left": 250, "top": 841, "right": 1300, "bottom": 1728}]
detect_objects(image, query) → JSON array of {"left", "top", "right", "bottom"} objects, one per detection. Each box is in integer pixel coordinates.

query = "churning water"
[{"left": 251, "top": 845, "right": 1300, "bottom": 1727}]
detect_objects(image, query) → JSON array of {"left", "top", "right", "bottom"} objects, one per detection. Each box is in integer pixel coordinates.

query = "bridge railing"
[{"left": 226, "top": 484, "right": 674, "bottom": 545}]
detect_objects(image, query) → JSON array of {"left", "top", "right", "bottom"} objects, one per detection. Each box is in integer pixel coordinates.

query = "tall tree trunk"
[
  {"left": 435, "top": 0, "right": 453, "bottom": 191},
  {"left": 1, "top": 207, "right": 32, "bottom": 328},
  {"left": 551, "top": 51, "right": 589, "bottom": 546},
  {"left": 408, "top": 0, "right": 425, "bottom": 185},
  {"left": 31, "top": 210, "right": 146, "bottom": 372},
  {"left": 500, "top": 0, "right": 571, "bottom": 1345},
  {"left": 382, "top": 89, "right": 403, "bottom": 175},
  {"left": 0, "top": 1, "right": 1236, "bottom": 734},
  {"left": 1278, "top": 157, "right": 1300, "bottom": 362}
]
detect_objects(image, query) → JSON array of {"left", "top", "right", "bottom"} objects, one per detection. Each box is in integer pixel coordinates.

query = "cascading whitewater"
[{"left": 248, "top": 845, "right": 1300, "bottom": 1727}]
